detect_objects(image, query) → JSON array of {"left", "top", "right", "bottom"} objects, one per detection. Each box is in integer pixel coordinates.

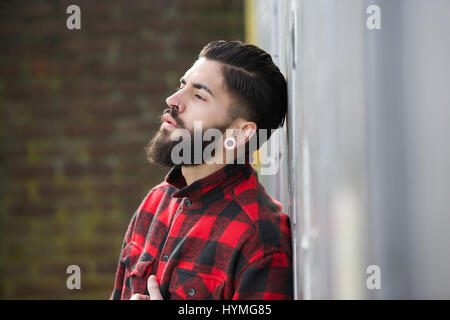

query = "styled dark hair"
[{"left": 199, "top": 40, "right": 287, "bottom": 149}]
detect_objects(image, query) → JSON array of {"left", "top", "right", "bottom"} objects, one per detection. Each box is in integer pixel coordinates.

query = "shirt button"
[
  {"left": 162, "top": 255, "right": 169, "bottom": 263},
  {"left": 184, "top": 199, "right": 191, "bottom": 207},
  {"left": 188, "top": 288, "right": 195, "bottom": 297}
]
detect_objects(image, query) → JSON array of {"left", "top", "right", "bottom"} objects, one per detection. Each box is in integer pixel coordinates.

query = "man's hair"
[{"left": 199, "top": 40, "right": 287, "bottom": 149}]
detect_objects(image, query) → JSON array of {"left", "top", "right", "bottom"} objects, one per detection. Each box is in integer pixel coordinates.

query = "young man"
[{"left": 110, "top": 40, "right": 292, "bottom": 300}]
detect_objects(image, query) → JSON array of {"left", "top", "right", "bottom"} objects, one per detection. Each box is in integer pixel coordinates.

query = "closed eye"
[
  {"left": 195, "top": 94, "right": 206, "bottom": 101},
  {"left": 175, "top": 87, "right": 205, "bottom": 101}
]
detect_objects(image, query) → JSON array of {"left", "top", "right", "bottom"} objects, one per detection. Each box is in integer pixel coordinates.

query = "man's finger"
[
  {"left": 147, "top": 275, "right": 163, "bottom": 300},
  {"left": 130, "top": 293, "right": 150, "bottom": 300}
]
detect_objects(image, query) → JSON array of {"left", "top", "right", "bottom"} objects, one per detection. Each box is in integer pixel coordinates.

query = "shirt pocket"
[
  {"left": 121, "top": 241, "right": 154, "bottom": 288},
  {"left": 168, "top": 268, "right": 225, "bottom": 300}
]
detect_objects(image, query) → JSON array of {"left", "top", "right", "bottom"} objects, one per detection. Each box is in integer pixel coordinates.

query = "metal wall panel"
[{"left": 249, "top": 0, "right": 450, "bottom": 299}]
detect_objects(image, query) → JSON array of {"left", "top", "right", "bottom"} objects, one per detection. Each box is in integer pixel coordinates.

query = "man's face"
[{"left": 146, "top": 57, "right": 234, "bottom": 167}]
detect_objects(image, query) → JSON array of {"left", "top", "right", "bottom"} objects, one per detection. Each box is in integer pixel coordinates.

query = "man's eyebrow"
[{"left": 180, "top": 78, "right": 214, "bottom": 97}]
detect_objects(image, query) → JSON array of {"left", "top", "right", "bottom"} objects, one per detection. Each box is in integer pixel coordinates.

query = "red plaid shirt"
[{"left": 110, "top": 162, "right": 293, "bottom": 300}]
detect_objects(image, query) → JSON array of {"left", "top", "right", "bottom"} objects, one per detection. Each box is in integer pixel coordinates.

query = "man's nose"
[{"left": 165, "top": 93, "right": 185, "bottom": 113}]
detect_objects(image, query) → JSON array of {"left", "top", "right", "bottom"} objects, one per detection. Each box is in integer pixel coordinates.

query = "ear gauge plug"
[
  {"left": 224, "top": 137, "right": 236, "bottom": 150},
  {"left": 224, "top": 130, "right": 238, "bottom": 150}
]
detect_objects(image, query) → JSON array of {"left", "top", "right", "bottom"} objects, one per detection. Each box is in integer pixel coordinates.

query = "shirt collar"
[{"left": 165, "top": 161, "right": 253, "bottom": 201}]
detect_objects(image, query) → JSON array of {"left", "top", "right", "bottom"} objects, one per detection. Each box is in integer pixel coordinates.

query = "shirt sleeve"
[
  {"left": 109, "top": 187, "right": 158, "bottom": 300},
  {"left": 109, "top": 211, "right": 138, "bottom": 300},
  {"left": 232, "top": 251, "right": 293, "bottom": 300}
]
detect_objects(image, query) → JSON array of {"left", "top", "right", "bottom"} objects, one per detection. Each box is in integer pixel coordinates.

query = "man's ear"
[{"left": 238, "top": 121, "right": 257, "bottom": 144}]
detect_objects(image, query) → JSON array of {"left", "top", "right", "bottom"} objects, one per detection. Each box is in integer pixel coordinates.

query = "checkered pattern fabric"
[{"left": 110, "top": 163, "right": 293, "bottom": 300}]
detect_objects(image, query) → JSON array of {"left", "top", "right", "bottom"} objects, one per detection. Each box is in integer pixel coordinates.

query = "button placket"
[{"left": 158, "top": 201, "right": 185, "bottom": 277}]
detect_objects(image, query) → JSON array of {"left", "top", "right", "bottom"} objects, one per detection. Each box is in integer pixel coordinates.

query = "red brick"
[
  {"left": 25, "top": 19, "right": 66, "bottom": 39},
  {"left": 9, "top": 164, "right": 55, "bottom": 179},
  {"left": 118, "top": 0, "right": 163, "bottom": 13},
  {"left": 59, "top": 0, "right": 110, "bottom": 16},
  {"left": 65, "top": 199, "right": 99, "bottom": 213},
  {"left": 39, "top": 262, "right": 89, "bottom": 277},
  {"left": 88, "top": 142, "right": 142, "bottom": 157},
  {"left": 89, "top": 102, "right": 139, "bottom": 117},
  {"left": 0, "top": 0, "right": 244, "bottom": 299},
  {"left": 0, "top": 146, "right": 27, "bottom": 158},
  {"left": 60, "top": 81, "right": 114, "bottom": 97},
  {"left": 177, "top": 0, "right": 242, "bottom": 10},
  {"left": 64, "top": 163, "right": 112, "bottom": 177},
  {"left": 118, "top": 81, "right": 166, "bottom": 95},
  {"left": 38, "top": 183, "right": 79, "bottom": 198},
  {"left": 14, "top": 279, "right": 66, "bottom": 298},
  {"left": 0, "top": 21, "right": 24, "bottom": 36},
  {"left": 65, "top": 239, "right": 117, "bottom": 257},
  {"left": 21, "top": 0, "right": 55, "bottom": 17},
  {"left": 92, "top": 181, "right": 142, "bottom": 195},
  {"left": 15, "top": 123, "right": 60, "bottom": 138},
  {"left": 96, "top": 259, "right": 118, "bottom": 274},
  {"left": 62, "top": 39, "right": 107, "bottom": 55},
  {"left": 1, "top": 263, "right": 30, "bottom": 277},
  {"left": 90, "top": 20, "right": 138, "bottom": 34},
  {"left": 4, "top": 82, "right": 52, "bottom": 100},
  {"left": 95, "top": 223, "right": 127, "bottom": 236},
  {"left": 64, "top": 122, "right": 113, "bottom": 137},
  {"left": 92, "top": 62, "right": 139, "bottom": 77},
  {"left": 11, "top": 203, "right": 56, "bottom": 218}
]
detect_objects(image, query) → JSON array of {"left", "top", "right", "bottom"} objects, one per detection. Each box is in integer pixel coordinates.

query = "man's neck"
[{"left": 181, "top": 162, "right": 226, "bottom": 186}]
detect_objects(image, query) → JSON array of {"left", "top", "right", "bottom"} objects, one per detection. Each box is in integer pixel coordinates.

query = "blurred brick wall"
[{"left": 0, "top": 0, "right": 244, "bottom": 299}]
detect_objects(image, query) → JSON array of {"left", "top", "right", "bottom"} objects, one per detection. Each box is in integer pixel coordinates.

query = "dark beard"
[
  {"left": 145, "top": 109, "right": 231, "bottom": 167},
  {"left": 145, "top": 127, "right": 179, "bottom": 167}
]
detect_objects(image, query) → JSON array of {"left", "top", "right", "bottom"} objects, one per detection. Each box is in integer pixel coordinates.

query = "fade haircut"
[{"left": 199, "top": 40, "right": 287, "bottom": 149}]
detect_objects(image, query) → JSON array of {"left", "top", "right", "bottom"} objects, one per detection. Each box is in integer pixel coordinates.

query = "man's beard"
[{"left": 145, "top": 108, "right": 232, "bottom": 167}]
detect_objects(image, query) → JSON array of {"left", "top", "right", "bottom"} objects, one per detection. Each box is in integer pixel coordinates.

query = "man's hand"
[{"left": 130, "top": 275, "right": 163, "bottom": 300}]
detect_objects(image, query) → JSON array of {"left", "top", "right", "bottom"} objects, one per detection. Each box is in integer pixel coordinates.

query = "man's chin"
[
  {"left": 145, "top": 131, "right": 176, "bottom": 167},
  {"left": 146, "top": 124, "right": 224, "bottom": 167},
  {"left": 147, "top": 154, "right": 175, "bottom": 168},
  {"left": 159, "top": 126, "right": 185, "bottom": 140}
]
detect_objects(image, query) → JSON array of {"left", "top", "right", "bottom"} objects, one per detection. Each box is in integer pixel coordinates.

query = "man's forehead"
[{"left": 182, "top": 58, "right": 223, "bottom": 86}]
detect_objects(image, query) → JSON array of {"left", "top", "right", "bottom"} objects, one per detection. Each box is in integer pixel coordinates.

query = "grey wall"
[{"left": 251, "top": 0, "right": 450, "bottom": 299}]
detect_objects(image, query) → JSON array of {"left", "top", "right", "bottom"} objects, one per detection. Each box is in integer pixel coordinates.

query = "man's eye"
[{"left": 195, "top": 94, "right": 205, "bottom": 101}]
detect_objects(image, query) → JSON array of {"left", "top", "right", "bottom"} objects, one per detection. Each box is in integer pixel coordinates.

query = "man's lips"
[{"left": 162, "top": 113, "right": 179, "bottom": 128}]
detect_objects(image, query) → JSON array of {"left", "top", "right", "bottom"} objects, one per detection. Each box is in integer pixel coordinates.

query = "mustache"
[{"left": 160, "top": 107, "right": 185, "bottom": 129}]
